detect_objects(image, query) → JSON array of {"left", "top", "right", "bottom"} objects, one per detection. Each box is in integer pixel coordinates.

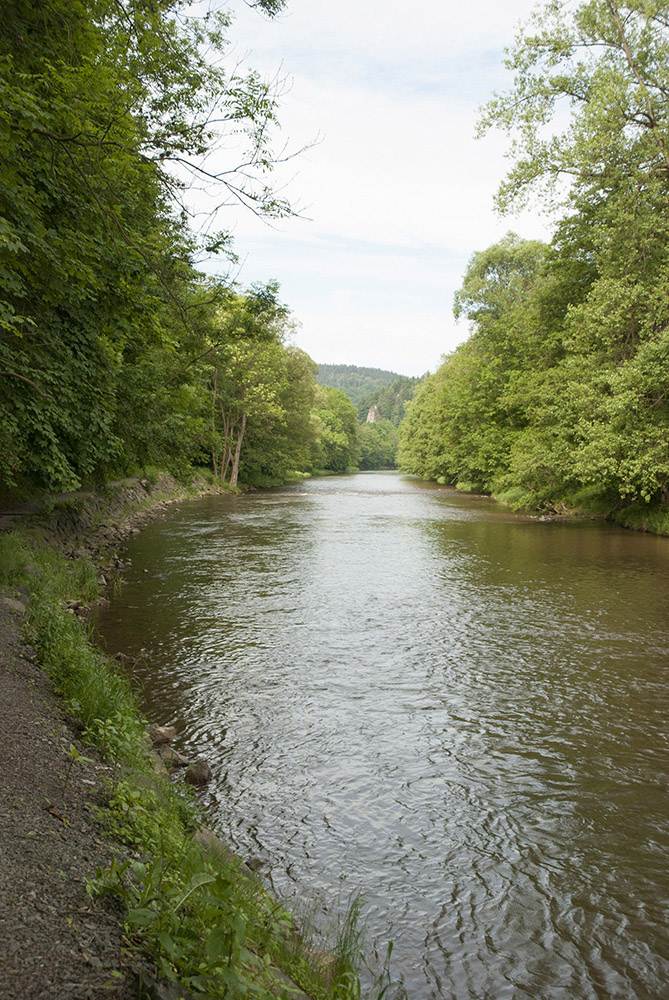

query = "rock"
[
  {"left": 130, "top": 527, "right": 141, "bottom": 535},
  {"left": 74, "top": 547, "right": 89, "bottom": 560},
  {"left": 114, "top": 651, "right": 138, "bottom": 665},
  {"left": 184, "top": 759, "right": 212, "bottom": 785},
  {"left": 65, "top": 599, "right": 82, "bottom": 609},
  {"left": 98, "top": 574, "right": 106, "bottom": 586},
  {"left": 139, "top": 973, "right": 194, "bottom": 1000},
  {"left": 148, "top": 724, "right": 176, "bottom": 745},
  {"left": 2, "top": 597, "right": 26, "bottom": 615},
  {"left": 149, "top": 750, "right": 169, "bottom": 777},
  {"left": 157, "top": 745, "right": 190, "bottom": 769},
  {"left": 193, "top": 827, "right": 253, "bottom": 875}
]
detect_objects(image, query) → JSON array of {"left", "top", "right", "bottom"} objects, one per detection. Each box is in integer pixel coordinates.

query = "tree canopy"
[
  {"left": 0, "top": 0, "right": 306, "bottom": 497},
  {"left": 400, "top": 0, "right": 669, "bottom": 531}
]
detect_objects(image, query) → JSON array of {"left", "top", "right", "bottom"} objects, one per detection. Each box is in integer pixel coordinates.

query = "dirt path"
[{"left": 0, "top": 596, "right": 151, "bottom": 999}]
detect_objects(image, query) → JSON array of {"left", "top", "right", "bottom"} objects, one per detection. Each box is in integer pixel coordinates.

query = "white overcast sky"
[{"left": 197, "top": 0, "right": 551, "bottom": 376}]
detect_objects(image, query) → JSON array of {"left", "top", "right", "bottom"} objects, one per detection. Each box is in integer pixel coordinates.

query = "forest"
[
  {"left": 398, "top": 0, "right": 669, "bottom": 534},
  {"left": 4, "top": 0, "right": 668, "bottom": 532},
  {"left": 315, "top": 364, "right": 401, "bottom": 403},
  {"left": 0, "top": 0, "right": 369, "bottom": 500}
]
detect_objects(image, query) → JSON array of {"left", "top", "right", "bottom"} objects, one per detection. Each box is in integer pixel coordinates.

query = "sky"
[{"left": 196, "top": 0, "right": 552, "bottom": 376}]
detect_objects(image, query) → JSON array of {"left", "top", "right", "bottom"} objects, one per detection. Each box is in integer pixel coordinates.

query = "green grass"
[
  {"left": 283, "top": 471, "right": 311, "bottom": 483},
  {"left": 610, "top": 503, "right": 669, "bottom": 536},
  {"left": 493, "top": 486, "right": 537, "bottom": 510},
  {"left": 454, "top": 480, "right": 484, "bottom": 494},
  {"left": 0, "top": 526, "right": 392, "bottom": 999}
]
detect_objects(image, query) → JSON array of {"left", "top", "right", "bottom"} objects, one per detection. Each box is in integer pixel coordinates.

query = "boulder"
[
  {"left": 157, "top": 745, "right": 190, "bottom": 769},
  {"left": 1, "top": 597, "right": 26, "bottom": 615},
  {"left": 193, "top": 827, "right": 252, "bottom": 876},
  {"left": 148, "top": 724, "right": 176, "bottom": 745},
  {"left": 184, "top": 759, "right": 212, "bottom": 785}
]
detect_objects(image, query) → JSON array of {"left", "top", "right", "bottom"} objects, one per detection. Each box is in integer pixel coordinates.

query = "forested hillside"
[
  {"left": 357, "top": 375, "right": 423, "bottom": 426},
  {"left": 315, "top": 364, "right": 401, "bottom": 403},
  {"left": 399, "top": 0, "right": 669, "bottom": 534},
  {"left": 0, "top": 0, "right": 365, "bottom": 500}
]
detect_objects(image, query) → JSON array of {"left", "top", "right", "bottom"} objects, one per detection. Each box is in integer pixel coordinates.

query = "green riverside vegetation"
[
  {"left": 398, "top": 0, "right": 669, "bottom": 535},
  {"left": 0, "top": 0, "right": 369, "bottom": 503},
  {"left": 0, "top": 520, "right": 398, "bottom": 998}
]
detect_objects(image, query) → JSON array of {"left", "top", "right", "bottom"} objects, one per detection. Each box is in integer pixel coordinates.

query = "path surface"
[{"left": 0, "top": 595, "right": 145, "bottom": 1000}]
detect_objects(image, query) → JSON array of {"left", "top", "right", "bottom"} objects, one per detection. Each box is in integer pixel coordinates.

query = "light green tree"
[{"left": 311, "top": 388, "right": 359, "bottom": 473}]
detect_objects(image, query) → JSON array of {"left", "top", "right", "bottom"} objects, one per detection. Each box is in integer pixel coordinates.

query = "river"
[{"left": 92, "top": 472, "right": 669, "bottom": 1000}]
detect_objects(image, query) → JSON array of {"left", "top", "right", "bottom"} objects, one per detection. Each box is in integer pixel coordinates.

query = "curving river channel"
[{"left": 93, "top": 472, "right": 669, "bottom": 1000}]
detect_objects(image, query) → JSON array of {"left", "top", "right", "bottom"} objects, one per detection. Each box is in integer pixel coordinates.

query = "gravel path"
[{"left": 0, "top": 596, "right": 150, "bottom": 1000}]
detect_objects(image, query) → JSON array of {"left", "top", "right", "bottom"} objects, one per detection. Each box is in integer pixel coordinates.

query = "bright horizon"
[{"left": 196, "top": 0, "right": 553, "bottom": 376}]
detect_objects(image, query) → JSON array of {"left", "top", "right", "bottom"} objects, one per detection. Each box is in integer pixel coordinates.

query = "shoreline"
[
  {"left": 409, "top": 477, "right": 669, "bottom": 536},
  {"left": 0, "top": 474, "right": 355, "bottom": 1000}
]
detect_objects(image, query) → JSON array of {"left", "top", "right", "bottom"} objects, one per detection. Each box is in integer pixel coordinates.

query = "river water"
[{"left": 92, "top": 472, "right": 669, "bottom": 999}]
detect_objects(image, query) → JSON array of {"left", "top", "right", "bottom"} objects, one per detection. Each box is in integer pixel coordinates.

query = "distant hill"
[
  {"left": 357, "top": 374, "right": 425, "bottom": 427},
  {"left": 315, "top": 364, "right": 401, "bottom": 404}
]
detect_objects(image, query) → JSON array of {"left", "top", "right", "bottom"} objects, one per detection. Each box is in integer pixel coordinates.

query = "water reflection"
[{"left": 93, "top": 473, "right": 669, "bottom": 999}]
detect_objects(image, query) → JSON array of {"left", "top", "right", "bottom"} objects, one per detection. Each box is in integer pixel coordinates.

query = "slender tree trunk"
[
  {"left": 219, "top": 404, "right": 235, "bottom": 483},
  {"left": 211, "top": 368, "right": 218, "bottom": 480},
  {"left": 229, "top": 410, "right": 247, "bottom": 489}
]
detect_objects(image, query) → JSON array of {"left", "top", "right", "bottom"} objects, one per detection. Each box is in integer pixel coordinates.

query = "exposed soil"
[
  {"left": 0, "top": 476, "right": 211, "bottom": 1000},
  {"left": 0, "top": 595, "right": 152, "bottom": 1000},
  {"left": 0, "top": 476, "right": 313, "bottom": 1000}
]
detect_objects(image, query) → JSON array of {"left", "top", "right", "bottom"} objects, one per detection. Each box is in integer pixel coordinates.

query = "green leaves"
[
  {"left": 311, "top": 387, "right": 359, "bottom": 473},
  {"left": 399, "top": 3, "right": 669, "bottom": 524},
  {"left": 0, "top": 0, "right": 297, "bottom": 499},
  {"left": 481, "top": 1, "right": 669, "bottom": 212}
]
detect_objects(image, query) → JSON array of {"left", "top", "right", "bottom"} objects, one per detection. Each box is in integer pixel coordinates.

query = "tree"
[
  {"left": 1, "top": 0, "right": 292, "bottom": 497},
  {"left": 440, "top": 0, "right": 669, "bottom": 515},
  {"left": 311, "top": 387, "right": 359, "bottom": 472},
  {"left": 357, "top": 376, "right": 422, "bottom": 426},
  {"left": 399, "top": 236, "right": 552, "bottom": 491},
  {"left": 358, "top": 421, "right": 399, "bottom": 470},
  {"left": 479, "top": 0, "right": 669, "bottom": 214},
  {"left": 206, "top": 285, "right": 290, "bottom": 488}
]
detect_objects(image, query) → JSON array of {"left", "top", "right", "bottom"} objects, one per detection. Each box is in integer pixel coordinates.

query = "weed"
[
  {"left": 2, "top": 523, "right": 394, "bottom": 1000},
  {"left": 61, "top": 743, "right": 94, "bottom": 800}
]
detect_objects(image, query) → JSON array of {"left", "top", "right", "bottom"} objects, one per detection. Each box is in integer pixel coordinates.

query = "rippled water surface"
[{"left": 93, "top": 473, "right": 669, "bottom": 999}]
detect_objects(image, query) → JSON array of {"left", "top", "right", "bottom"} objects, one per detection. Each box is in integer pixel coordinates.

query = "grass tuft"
[{"left": 0, "top": 524, "right": 393, "bottom": 999}]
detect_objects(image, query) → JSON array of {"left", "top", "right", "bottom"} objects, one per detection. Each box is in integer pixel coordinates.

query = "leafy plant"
[{"left": 61, "top": 743, "right": 94, "bottom": 801}]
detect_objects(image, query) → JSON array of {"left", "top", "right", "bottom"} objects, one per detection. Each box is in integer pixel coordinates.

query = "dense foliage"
[
  {"left": 310, "top": 386, "right": 359, "bottom": 472},
  {"left": 0, "top": 0, "right": 333, "bottom": 498},
  {"left": 358, "top": 421, "right": 399, "bottom": 470},
  {"left": 357, "top": 375, "right": 423, "bottom": 426},
  {"left": 315, "top": 364, "right": 401, "bottom": 404},
  {"left": 399, "top": 0, "right": 669, "bottom": 532}
]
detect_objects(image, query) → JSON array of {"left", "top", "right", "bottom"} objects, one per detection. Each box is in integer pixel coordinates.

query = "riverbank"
[
  {"left": 0, "top": 476, "right": 366, "bottom": 1000},
  {"left": 431, "top": 479, "right": 669, "bottom": 536}
]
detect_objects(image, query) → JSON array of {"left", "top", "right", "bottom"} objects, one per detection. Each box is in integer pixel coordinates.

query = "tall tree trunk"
[
  {"left": 211, "top": 368, "right": 218, "bottom": 480},
  {"left": 229, "top": 409, "right": 247, "bottom": 489},
  {"left": 219, "top": 404, "right": 234, "bottom": 483}
]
